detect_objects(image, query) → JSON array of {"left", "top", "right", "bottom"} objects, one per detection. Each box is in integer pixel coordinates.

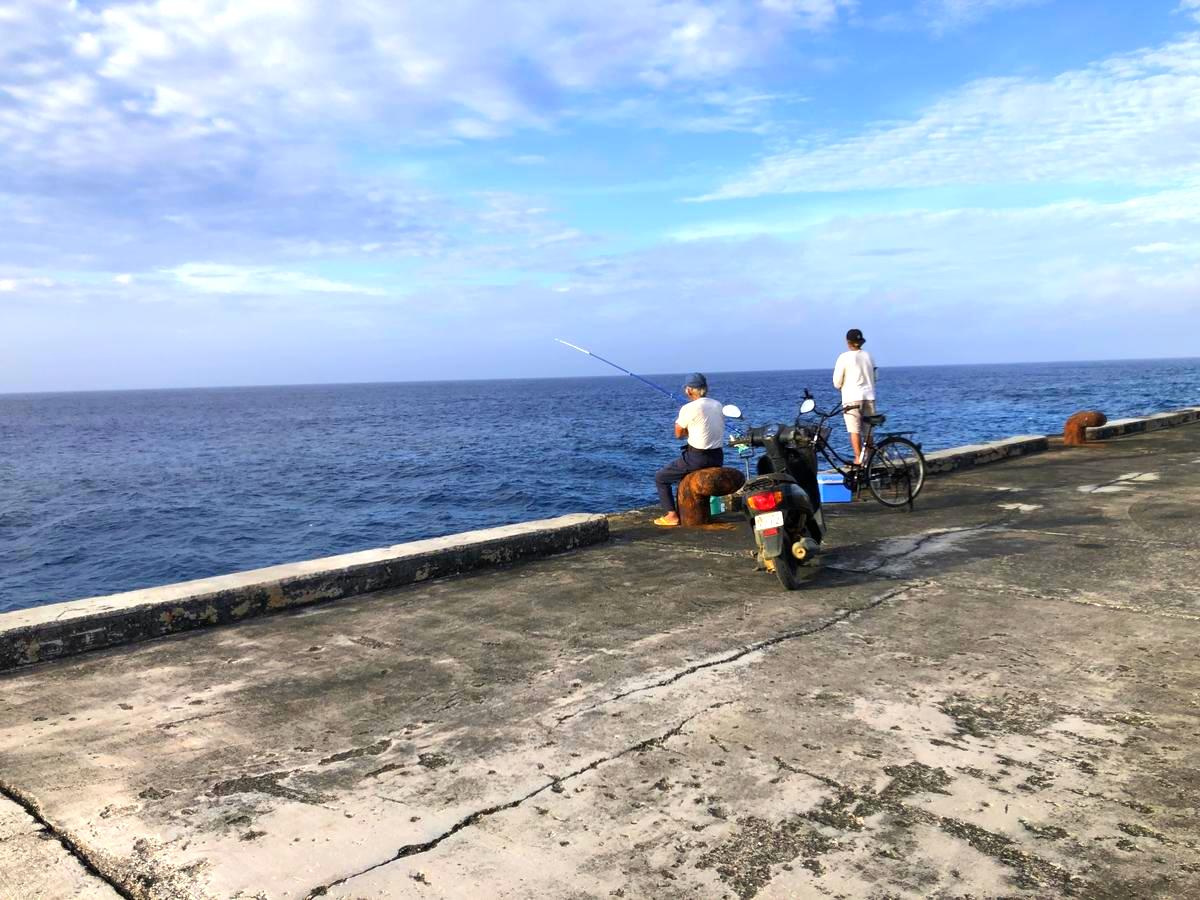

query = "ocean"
[{"left": 1, "top": 358, "right": 1197, "bottom": 612}]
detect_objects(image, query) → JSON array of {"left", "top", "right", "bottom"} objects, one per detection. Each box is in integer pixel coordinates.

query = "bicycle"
[{"left": 801, "top": 393, "right": 926, "bottom": 508}]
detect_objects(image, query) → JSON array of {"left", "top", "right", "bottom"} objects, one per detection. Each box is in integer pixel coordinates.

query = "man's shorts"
[{"left": 843, "top": 399, "right": 876, "bottom": 436}]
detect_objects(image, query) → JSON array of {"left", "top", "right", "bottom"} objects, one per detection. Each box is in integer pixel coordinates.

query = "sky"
[{"left": 2, "top": 0, "right": 1199, "bottom": 392}]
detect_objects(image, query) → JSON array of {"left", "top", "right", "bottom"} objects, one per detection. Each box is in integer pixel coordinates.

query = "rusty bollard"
[
  {"left": 1063, "top": 410, "right": 1107, "bottom": 446},
  {"left": 678, "top": 467, "right": 746, "bottom": 527}
]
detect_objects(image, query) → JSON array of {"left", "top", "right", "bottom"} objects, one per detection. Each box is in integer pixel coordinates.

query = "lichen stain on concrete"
[
  {"left": 938, "top": 692, "right": 1058, "bottom": 739},
  {"left": 879, "top": 761, "right": 954, "bottom": 800},
  {"left": 230, "top": 599, "right": 251, "bottom": 618},
  {"left": 696, "top": 814, "right": 838, "bottom": 899},
  {"left": 265, "top": 584, "right": 287, "bottom": 609},
  {"left": 208, "top": 770, "right": 326, "bottom": 804},
  {"left": 934, "top": 815, "right": 1080, "bottom": 893},
  {"left": 319, "top": 739, "right": 392, "bottom": 766},
  {"left": 417, "top": 752, "right": 452, "bottom": 770},
  {"left": 19, "top": 638, "right": 39, "bottom": 663}
]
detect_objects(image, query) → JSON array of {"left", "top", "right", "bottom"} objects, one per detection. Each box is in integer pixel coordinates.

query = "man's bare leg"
[{"left": 849, "top": 431, "right": 863, "bottom": 465}]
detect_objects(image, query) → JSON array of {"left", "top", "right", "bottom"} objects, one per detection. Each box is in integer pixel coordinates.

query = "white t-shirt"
[
  {"left": 676, "top": 397, "right": 725, "bottom": 450},
  {"left": 833, "top": 350, "right": 877, "bottom": 402}
]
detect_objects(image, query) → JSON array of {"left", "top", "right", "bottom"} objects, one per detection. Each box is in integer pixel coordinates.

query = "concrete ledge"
[
  {"left": 1085, "top": 406, "right": 1200, "bottom": 441},
  {"left": 0, "top": 514, "right": 609, "bottom": 672},
  {"left": 923, "top": 435, "right": 1049, "bottom": 475}
]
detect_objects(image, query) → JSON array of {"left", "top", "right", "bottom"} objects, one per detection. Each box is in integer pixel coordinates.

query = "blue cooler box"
[{"left": 818, "top": 473, "right": 853, "bottom": 503}]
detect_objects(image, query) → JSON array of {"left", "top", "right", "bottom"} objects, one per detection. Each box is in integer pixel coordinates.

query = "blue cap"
[{"left": 683, "top": 373, "right": 707, "bottom": 390}]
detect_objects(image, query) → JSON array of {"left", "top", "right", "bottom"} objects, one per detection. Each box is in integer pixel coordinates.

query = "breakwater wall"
[
  {"left": 0, "top": 514, "right": 607, "bottom": 671},
  {"left": 1, "top": 406, "right": 1197, "bottom": 673}
]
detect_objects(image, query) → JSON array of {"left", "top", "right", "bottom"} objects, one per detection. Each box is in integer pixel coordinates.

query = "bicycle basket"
[{"left": 798, "top": 423, "right": 831, "bottom": 451}]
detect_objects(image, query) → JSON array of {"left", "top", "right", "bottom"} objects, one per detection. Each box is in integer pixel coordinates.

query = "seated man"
[{"left": 654, "top": 373, "right": 725, "bottom": 527}]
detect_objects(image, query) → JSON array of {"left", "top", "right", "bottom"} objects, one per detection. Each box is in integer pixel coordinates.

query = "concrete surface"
[
  {"left": 0, "top": 514, "right": 609, "bottom": 672},
  {"left": 2, "top": 425, "right": 1200, "bottom": 899}
]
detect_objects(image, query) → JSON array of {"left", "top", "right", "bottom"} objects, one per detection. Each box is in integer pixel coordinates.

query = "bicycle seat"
[{"left": 864, "top": 413, "right": 887, "bottom": 426}]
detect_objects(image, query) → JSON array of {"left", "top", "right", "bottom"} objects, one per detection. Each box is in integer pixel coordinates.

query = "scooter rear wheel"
[{"left": 772, "top": 551, "right": 805, "bottom": 591}]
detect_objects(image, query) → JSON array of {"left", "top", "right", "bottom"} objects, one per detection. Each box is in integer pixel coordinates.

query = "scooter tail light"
[
  {"left": 747, "top": 490, "right": 783, "bottom": 512},
  {"left": 761, "top": 527, "right": 780, "bottom": 536}
]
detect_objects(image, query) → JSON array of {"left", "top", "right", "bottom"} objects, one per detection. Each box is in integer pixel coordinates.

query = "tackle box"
[
  {"left": 818, "top": 473, "right": 853, "bottom": 503},
  {"left": 709, "top": 493, "right": 738, "bottom": 515}
]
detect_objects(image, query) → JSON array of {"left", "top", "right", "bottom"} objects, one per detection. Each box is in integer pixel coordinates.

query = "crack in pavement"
[
  {"left": 1006, "top": 526, "right": 1196, "bottom": 548},
  {"left": 304, "top": 713, "right": 700, "bottom": 898},
  {"left": 857, "top": 520, "right": 1012, "bottom": 576},
  {"left": 554, "top": 582, "right": 920, "bottom": 727},
  {"left": 0, "top": 782, "right": 135, "bottom": 899},
  {"left": 154, "top": 710, "right": 227, "bottom": 731},
  {"left": 640, "top": 539, "right": 920, "bottom": 583},
  {"left": 924, "top": 576, "right": 1200, "bottom": 622},
  {"left": 1078, "top": 469, "right": 1164, "bottom": 494},
  {"left": 639, "top": 540, "right": 754, "bottom": 560}
]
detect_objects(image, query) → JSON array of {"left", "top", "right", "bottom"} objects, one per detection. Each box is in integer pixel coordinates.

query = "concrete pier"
[{"left": 2, "top": 419, "right": 1199, "bottom": 898}]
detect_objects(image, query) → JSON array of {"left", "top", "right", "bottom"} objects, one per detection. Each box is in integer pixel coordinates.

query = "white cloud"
[
  {"left": 0, "top": 0, "right": 852, "bottom": 172},
  {"left": 0, "top": 0, "right": 845, "bottom": 292},
  {"left": 164, "top": 263, "right": 386, "bottom": 296},
  {"left": 1181, "top": 0, "right": 1200, "bottom": 23},
  {"left": 701, "top": 34, "right": 1200, "bottom": 199},
  {"left": 0, "top": 276, "right": 56, "bottom": 292},
  {"left": 921, "top": 0, "right": 1046, "bottom": 31},
  {"left": 1133, "top": 240, "right": 1200, "bottom": 256},
  {"left": 113, "top": 273, "right": 133, "bottom": 284},
  {"left": 568, "top": 184, "right": 1200, "bottom": 339},
  {"left": 588, "top": 89, "right": 808, "bottom": 135}
]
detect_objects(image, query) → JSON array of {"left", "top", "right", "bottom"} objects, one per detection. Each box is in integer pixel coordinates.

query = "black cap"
[{"left": 846, "top": 328, "right": 865, "bottom": 344}]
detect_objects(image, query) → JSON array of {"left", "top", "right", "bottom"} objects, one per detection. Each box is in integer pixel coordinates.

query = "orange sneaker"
[{"left": 653, "top": 515, "right": 680, "bottom": 527}]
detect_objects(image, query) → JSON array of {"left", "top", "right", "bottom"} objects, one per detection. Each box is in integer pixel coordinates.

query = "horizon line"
[{"left": 2, "top": 353, "right": 1197, "bottom": 398}]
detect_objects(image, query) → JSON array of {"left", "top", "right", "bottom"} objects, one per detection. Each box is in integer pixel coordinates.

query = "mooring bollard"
[{"left": 1063, "top": 410, "right": 1107, "bottom": 446}]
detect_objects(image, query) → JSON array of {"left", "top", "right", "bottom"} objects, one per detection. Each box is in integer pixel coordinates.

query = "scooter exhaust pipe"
[{"left": 791, "top": 538, "right": 820, "bottom": 561}]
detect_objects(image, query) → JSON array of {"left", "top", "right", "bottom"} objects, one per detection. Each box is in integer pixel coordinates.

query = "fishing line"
[{"left": 555, "top": 339, "right": 684, "bottom": 403}]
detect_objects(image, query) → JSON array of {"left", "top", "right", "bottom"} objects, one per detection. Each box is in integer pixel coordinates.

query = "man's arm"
[
  {"left": 832, "top": 357, "right": 844, "bottom": 389},
  {"left": 675, "top": 405, "right": 689, "bottom": 439}
]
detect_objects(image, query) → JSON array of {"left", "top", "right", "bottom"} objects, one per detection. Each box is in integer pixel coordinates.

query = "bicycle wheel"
[{"left": 866, "top": 437, "right": 926, "bottom": 507}]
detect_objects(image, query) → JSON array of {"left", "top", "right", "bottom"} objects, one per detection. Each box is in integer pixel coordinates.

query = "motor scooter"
[{"left": 721, "top": 397, "right": 826, "bottom": 590}]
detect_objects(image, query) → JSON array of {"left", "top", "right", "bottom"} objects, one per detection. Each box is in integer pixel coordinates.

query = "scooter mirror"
[
  {"left": 722, "top": 404, "right": 743, "bottom": 419},
  {"left": 799, "top": 398, "right": 816, "bottom": 414}
]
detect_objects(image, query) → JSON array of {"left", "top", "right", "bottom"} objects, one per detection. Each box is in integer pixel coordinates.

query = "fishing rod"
[{"left": 555, "top": 339, "right": 684, "bottom": 403}]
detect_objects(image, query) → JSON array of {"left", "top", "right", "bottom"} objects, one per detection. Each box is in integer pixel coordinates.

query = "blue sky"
[{"left": 2, "top": 0, "right": 1199, "bottom": 392}]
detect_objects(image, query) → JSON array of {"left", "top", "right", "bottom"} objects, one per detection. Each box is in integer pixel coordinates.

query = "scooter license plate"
[{"left": 754, "top": 511, "right": 784, "bottom": 530}]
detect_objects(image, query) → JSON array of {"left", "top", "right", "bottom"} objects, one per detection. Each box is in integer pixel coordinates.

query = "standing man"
[
  {"left": 833, "top": 328, "right": 877, "bottom": 465},
  {"left": 654, "top": 373, "right": 725, "bottom": 527}
]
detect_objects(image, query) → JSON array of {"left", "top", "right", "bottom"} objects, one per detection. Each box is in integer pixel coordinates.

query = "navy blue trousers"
[{"left": 655, "top": 446, "right": 724, "bottom": 513}]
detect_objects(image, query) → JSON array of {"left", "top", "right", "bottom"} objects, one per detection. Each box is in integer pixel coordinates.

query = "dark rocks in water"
[
  {"left": 1063, "top": 410, "right": 1107, "bottom": 445},
  {"left": 678, "top": 466, "right": 746, "bottom": 526}
]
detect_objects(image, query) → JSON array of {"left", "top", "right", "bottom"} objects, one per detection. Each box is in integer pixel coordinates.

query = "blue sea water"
[{"left": 1, "top": 358, "right": 1197, "bottom": 612}]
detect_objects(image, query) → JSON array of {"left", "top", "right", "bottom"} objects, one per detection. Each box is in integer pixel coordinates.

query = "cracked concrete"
[
  {"left": 0, "top": 789, "right": 126, "bottom": 899},
  {"left": 306, "top": 714, "right": 701, "bottom": 898},
  {"left": 2, "top": 424, "right": 1200, "bottom": 898}
]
